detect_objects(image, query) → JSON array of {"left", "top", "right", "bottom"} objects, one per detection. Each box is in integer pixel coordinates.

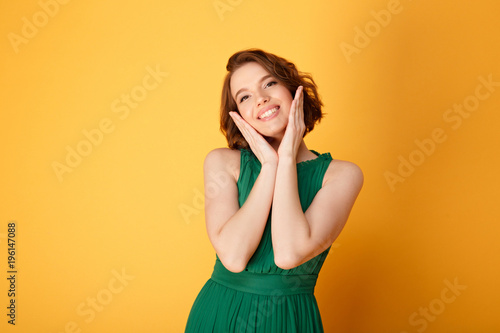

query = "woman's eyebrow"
[{"left": 235, "top": 74, "right": 274, "bottom": 100}]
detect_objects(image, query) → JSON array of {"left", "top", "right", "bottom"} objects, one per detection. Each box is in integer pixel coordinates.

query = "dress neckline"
[{"left": 241, "top": 148, "right": 331, "bottom": 168}]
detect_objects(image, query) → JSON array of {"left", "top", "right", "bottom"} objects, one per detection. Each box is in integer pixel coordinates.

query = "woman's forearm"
[
  {"left": 271, "top": 156, "right": 310, "bottom": 269},
  {"left": 216, "top": 162, "right": 277, "bottom": 272}
]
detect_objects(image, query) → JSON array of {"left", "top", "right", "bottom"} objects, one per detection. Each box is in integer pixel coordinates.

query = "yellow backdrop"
[{"left": 1, "top": 0, "right": 499, "bottom": 332}]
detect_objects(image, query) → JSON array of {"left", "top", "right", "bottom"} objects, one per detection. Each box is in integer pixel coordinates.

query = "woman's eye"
[{"left": 239, "top": 82, "right": 276, "bottom": 103}]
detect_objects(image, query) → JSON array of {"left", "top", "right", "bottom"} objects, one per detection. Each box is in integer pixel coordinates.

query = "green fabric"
[{"left": 185, "top": 148, "right": 333, "bottom": 332}]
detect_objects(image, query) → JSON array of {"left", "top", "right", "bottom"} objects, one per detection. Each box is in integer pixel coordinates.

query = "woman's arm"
[
  {"left": 204, "top": 148, "right": 277, "bottom": 273},
  {"left": 271, "top": 158, "right": 363, "bottom": 270}
]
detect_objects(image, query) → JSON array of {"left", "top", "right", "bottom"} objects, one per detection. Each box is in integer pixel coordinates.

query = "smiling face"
[{"left": 230, "top": 61, "right": 293, "bottom": 139}]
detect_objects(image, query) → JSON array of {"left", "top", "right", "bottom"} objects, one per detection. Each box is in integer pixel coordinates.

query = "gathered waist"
[{"left": 210, "top": 259, "right": 318, "bottom": 296}]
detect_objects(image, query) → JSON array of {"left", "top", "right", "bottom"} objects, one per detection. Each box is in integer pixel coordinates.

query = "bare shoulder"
[
  {"left": 204, "top": 147, "right": 241, "bottom": 183},
  {"left": 323, "top": 158, "right": 364, "bottom": 189}
]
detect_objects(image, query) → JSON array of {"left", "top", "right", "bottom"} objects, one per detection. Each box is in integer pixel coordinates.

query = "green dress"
[{"left": 185, "top": 148, "right": 334, "bottom": 333}]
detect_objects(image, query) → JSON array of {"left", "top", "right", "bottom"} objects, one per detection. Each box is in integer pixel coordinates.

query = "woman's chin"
[
  {"left": 262, "top": 132, "right": 284, "bottom": 142},
  {"left": 256, "top": 125, "right": 286, "bottom": 141}
]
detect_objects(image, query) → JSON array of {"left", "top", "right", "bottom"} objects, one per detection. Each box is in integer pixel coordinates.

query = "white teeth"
[{"left": 259, "top": 107, "right": 279, "bottom": 119}]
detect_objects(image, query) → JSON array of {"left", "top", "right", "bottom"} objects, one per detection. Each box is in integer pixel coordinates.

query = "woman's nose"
[{"left": 256, "top": 93, "right": 269, "bottom": 106}]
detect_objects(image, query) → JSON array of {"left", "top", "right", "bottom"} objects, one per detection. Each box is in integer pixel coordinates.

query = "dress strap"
[{"left": 239, "top": 148, "right": 251, "bottom": 165}]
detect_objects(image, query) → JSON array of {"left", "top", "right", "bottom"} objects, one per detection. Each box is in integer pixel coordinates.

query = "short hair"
[{"left": 219, "top": 48, "right": 325, "bottom": 150}]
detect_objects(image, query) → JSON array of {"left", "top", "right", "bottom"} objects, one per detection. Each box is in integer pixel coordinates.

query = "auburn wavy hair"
[{"left": 219, "top": 48, "right": 325, "bottom": 150}]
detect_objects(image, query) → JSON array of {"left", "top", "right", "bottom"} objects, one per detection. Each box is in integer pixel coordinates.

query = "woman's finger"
[
  {"left": 294, "top": 86, "right": 303, "bottom": 133},
  {"left": 298, "top": 86, "right": 304, "bottom": 130},
  {"left": 230, "top": 111, "right": 262, "bottom": 148},
  {"left": 229, "top": 111, "right": 277, "bottom": 165},
  {"left": 231, "top": 112, "right": 255, "bottom": 140}
]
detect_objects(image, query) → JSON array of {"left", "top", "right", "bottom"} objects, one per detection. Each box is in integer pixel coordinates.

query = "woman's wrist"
[
  {"left": 277, "top": 154, "right": 296, "bottom": 167},
  {"left": 261, "top": 159, "right": 279, "bottom": 170}
]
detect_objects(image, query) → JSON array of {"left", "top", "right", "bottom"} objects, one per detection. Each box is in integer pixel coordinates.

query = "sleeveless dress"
[{"left": 185, "top": 148, "right": 334, "bottom": 333}]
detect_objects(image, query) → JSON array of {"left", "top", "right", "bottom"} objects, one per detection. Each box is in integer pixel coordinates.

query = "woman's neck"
[{"left": 264, "top": 136, "right": 311, "bottom": 163}]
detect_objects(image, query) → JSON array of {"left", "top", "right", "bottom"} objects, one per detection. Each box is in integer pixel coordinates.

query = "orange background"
[{"left": 1, "top": 0, "right": 499, "bottom": 332}]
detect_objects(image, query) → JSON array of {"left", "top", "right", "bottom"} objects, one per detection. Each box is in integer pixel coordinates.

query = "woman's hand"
[
  {"left": 229, "top": 111, "right": 278, "bottom": 167},
  {"left": 277, "top": 86, "right": 305, "bottom": 161}
]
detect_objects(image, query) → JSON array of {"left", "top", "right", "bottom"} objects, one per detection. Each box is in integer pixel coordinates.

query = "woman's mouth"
[{"left": 258, "top": 106, "right": 280, "bottom": 121}]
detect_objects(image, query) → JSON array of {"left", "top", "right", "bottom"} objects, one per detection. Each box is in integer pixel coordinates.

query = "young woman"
[{"left": 185, "top": 48, "right": 363, "bottom": 332}]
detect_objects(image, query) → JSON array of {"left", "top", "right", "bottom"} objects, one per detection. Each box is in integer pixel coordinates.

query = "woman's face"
[{"left": 230, "top": 61, "right": 293, "bottom": 139}]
